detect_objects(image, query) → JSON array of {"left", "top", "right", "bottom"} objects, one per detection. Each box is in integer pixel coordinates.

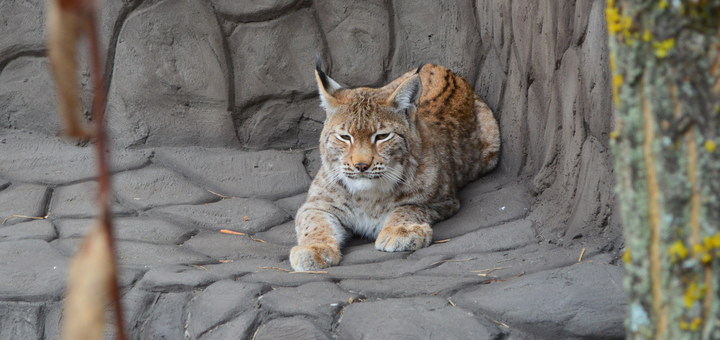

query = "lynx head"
[{"left": 315, "top": 62, "right": 423, "bottom": 195}]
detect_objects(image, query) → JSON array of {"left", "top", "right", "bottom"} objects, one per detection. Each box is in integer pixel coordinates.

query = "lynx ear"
[
  {"left": 315, "top": 59, "right": 343, "bottom": 115},
  {"left": 387, "top": 73, "right": 422, "bottom": 112}
]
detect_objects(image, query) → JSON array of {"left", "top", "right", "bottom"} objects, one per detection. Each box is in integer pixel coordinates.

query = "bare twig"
[
  {"left": 220, "top": 229, "right": 245, "bottom": 236},
  {"left": 280, "top": 146, "right": 319, "bottom": 153},
  {"left": 483, "top": 272, "right": 525, "bottom": 283},
  {"left": 472, "top": 266, "right": 511, "bottom": 276},
  {"left": 491, "top": 319, "right": 510, "bottom": 328},
  {"left": 259, "top": 266, "right": 289, "bottom": 272},
  {"left": 86, "top": 6, "right": 127, "bottom": 339},
  {"left": 51, "top": 1, "right": 126, "bottom": 338},
  {"left": 250, "top": 236, "right": 266, "bottom": 243},
  {"left": 497, "top": 257, "right": 517, "bottom": 263},
  {"left": 431, "top": 257, "right": 477, "bottom": 266},
  {"left": 289, "top": 270, "right": 328, "bottom": 274},
  {"left": 208, "top": 190, "right": 235, "bottom": 199},
  {"left": 2, "top": 214, "right": 49, "bottom": 224},
  {"left": 578, "top": 248, "right": 586, "bottom": 262}
]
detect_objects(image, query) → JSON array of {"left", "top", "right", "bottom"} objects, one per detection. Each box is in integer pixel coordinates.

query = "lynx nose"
[{"left": 354, "top": 162, "right": 370, "bottom": 172}]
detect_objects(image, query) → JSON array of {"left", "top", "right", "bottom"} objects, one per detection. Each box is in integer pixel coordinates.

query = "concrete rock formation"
[{"left": 0, "top": 0, "right": 625, "bottom": 339}]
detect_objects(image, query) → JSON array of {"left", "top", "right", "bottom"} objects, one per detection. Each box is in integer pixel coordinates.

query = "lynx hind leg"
[
  {"left": 375, "top": 223, "right": 433, "bottom": 252},
  {"left": 475, "top": 95, "right": 500, "bottom": 173}
]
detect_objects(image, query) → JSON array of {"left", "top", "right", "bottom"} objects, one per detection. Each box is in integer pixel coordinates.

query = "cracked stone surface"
[
  {"left": 112, "top": 165, "right": 218, "bottom": 209},
  {"left": 338, "top": 297, "right": 501, "bottom": 340},
  {"left": 0, "top": 0, "right": 625, "bottom": 339},
  {"left": 0, "top": 183, "right": 49, "bottom": 226},
  {"left": 454, "top": 262, "right": 627, "bottom": 339},
  {"left": 50, "top": 181, "right": 133, "bottom": 218},
  {"left": 0, "top": 220, "right": 57, "bottom": 242}
]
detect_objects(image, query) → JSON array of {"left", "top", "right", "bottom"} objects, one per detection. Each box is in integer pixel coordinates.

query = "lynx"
[{"left": 289, "top": 62, "right": 500, "bottom": 271}]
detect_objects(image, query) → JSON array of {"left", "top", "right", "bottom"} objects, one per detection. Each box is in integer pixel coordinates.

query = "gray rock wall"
[
  {"left": 0, "top": 1, "right": 626, "bottom": 338},
  {"left": 0, "top": 0, "right": 620, "bottom": 250}
]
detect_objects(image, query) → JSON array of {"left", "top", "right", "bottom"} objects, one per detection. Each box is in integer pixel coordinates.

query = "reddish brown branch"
[{"left": 86, "top": 8, "right": 127, "bottom": 340}]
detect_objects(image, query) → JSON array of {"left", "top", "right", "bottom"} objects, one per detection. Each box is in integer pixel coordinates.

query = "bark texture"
[{"left": 607, "top": 1, "right": 720, "bottom": 338}]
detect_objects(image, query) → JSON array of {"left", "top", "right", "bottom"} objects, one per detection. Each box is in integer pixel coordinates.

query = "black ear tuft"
[
  {"left": 316, "top": 56, "right": 331, "bottom": 91},
  {"left": 415, "top": 63, "right": 426, "bottom": 74}
]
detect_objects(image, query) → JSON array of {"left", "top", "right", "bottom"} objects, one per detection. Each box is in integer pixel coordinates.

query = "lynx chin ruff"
[{"left": 289, "top": 62, "right": 500, "bottom": 271}]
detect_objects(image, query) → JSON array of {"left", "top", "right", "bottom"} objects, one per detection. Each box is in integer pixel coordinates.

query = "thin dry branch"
[{"left": 49, "top": 0, "right": 126, "bottom": 339}]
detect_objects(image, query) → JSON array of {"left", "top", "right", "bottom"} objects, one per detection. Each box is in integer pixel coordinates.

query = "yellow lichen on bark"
[
  {"left": 687, "top": 131, "right": 700, "bottom": 245},
  {"left": 641, "top": 82, "right": 668, "bottom": 339}
]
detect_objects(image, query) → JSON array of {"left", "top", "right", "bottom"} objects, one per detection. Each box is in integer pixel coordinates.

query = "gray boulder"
[
  {"left": 0, "top": 58, "right": 62, "bottom": 135},
  {"left": 338, "top": 297, "right": 500, "bottom": 340},
  {"left": 453, "top": 262, "right": 626, "bottom": 339},
  {"left": 107, "top": 0, "right": 238, "bottom": 148}
]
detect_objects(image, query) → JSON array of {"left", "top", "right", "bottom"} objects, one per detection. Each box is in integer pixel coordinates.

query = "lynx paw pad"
[
  {"left": 289, "top": 244, "right": 340, "bottom": 271},
  {"left": 375, "top": 224, "right": 432, "bottom": 252}
]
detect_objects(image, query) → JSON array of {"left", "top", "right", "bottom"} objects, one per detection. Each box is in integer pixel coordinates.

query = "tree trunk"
[{"left": 607, "top": 1, "right": 720, "bottom": 339}]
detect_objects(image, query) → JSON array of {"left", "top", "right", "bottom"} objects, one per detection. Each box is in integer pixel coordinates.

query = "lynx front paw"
[
  {"left": 290, "top": 244, "right": 341, "bottom": 271},
  {"left": 375, "top": 223, "right": 432, "bottom": 252}
]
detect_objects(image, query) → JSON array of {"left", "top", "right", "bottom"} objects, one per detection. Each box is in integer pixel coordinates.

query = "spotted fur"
[{"left": 290, "top": 63, "right": 500, "bottom": 271}]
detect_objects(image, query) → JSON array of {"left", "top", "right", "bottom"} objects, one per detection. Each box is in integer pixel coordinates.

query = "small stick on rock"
[
  {"left": 220, "top": 229, "right": 245, "bottom": 236},
  {"left": 2, "top": 214, "right": 49, "bottom": 224},
  {"left": 473, "top": 266, "right": 511, "bottom": 276},
  {"left": 207, "top": 190, "right": 236, "bottom": 199},
  {"left": 431, "top": 257, "right": 477, "bottom": 266},
  {"left": 497, "top": 257, "right": 518, "bottom": 263},
  {"left": 289, "top": 270, "right": 328, "bottom": 274},
  {"left": 259, "top": 266, "right": 288, "bottom": 272}
]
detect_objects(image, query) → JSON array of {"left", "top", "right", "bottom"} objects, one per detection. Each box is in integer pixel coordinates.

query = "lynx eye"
[
  {"left": 374, "top": 133, "right": 393, "bottom": 143},
  {"left": 336, "top": 134, "right": 353, "bottom": 143}
]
